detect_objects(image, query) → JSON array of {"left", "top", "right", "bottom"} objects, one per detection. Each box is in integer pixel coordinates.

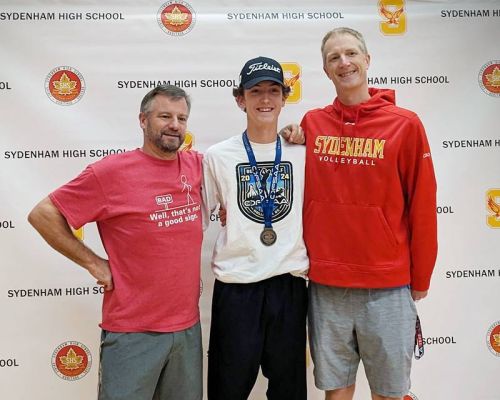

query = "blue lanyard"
[{"left": 242, "top": 131, "right": 281, "bottom": 228}]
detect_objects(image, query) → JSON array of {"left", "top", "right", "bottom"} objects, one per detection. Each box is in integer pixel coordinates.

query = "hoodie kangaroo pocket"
[{"left": 304, "top": 201, "right": 398, "bottom": 265}]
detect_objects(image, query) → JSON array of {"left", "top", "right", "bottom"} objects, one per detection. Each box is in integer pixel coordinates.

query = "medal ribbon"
[{"left": 242, "top": 131, "right": 281, "bottom": 229}]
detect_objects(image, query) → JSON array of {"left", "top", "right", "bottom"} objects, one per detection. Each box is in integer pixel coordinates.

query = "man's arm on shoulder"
[
  {"left": 279, "top": 124, "right": 305, "bottom": 144},
  {"left": 201, "top": 153, "right": 223, "bottom": 229},
  {"left": 27, "top": 197, "right": 113, "bottom": 290}
]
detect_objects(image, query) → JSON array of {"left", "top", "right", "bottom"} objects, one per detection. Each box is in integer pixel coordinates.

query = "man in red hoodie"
[{"left": 301, "top": 28, "right": 437, "bottom": 400}]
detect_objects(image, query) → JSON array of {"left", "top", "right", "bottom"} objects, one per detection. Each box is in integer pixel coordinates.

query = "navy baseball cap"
[{"left": 239, "top": 56, "right": 285, "bottom": 89}]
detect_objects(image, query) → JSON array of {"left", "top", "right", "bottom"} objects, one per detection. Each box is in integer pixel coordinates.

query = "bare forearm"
[
  {"left": 28, "top": 197, "right": 102, "bottom": 272},
  {"left": 28, "top": 197, "right": 114, "bottom": 290}
]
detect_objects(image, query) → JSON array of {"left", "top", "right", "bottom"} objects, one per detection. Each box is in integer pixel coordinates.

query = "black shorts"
[{"left": 208, "top": 273, "right": 308, "bottom": 400}]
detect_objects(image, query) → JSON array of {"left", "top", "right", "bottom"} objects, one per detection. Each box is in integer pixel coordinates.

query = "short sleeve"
[{"left": 49, "top": 165, "right": 108, "bottom": 229}]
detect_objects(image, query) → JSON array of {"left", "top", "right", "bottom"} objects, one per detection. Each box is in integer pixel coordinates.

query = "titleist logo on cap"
[
  {"left": 239, "top": 56, "right": 285, "bottom": 89},
  {"left": 246, "top": 62, "right": 281, "bottom": 75}
]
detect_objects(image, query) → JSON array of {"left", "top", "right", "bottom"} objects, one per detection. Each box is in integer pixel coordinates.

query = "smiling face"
[
  {"left": 139, "top": 94, "right": 189, "bottom": 159},
  {"left": 322, "top": 32, "right": 371, "bottom": 104},
  {"left": 237, "top": 81, "right": 286, "bottom": 127}
]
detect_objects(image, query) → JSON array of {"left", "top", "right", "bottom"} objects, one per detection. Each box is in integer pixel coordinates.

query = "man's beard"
[{"left": 154, "top": 131, "right": 184, "bottom": 153}]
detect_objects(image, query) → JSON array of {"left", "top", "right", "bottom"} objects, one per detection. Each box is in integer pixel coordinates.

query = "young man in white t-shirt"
[{"left": 203, "top": 56, "right": 309, "bottom": 400}]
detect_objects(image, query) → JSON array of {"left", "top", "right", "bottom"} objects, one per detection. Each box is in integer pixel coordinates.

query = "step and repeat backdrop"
[{"left": 1, "top": 0, "right": 499, "bottom": 399}]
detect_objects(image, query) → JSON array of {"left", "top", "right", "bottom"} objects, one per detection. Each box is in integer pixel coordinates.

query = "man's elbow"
[
  {"left": 28, "top": 204, "right": 41, "bottom": 229},
  {"left": 27, "top": 197, "right": 53, "bottom": 230}
]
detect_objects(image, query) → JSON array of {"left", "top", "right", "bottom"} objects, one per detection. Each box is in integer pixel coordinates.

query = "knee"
[{"left": 325, "top": 384, "right": 355, "bottom": 400}]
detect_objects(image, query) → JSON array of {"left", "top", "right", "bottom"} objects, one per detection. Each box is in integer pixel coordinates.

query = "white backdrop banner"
[{"left": 1, "top": 1, "right": 499, "bottom": 399}]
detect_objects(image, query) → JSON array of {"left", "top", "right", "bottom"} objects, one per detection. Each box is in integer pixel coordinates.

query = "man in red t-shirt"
[{"left": 28, "top": 85, "right": 203, "bottom": 400}]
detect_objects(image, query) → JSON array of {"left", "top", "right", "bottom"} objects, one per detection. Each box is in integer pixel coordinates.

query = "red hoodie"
[{"left": 301, "top": 88, "right": 437, "bottom": 291}]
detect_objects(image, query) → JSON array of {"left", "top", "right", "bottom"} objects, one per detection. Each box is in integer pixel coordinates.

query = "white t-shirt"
[{"left": 203, "top": 134, "right": 309, "bottom": 283}]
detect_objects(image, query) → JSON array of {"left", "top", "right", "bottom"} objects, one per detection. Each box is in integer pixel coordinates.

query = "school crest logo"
[
  {"left": 404, "top": 393, "right": 418, "bottom": 400},
  {"left": 281, "top": 62, "right": 302, "bottom": 104},
  {"left": 51, "top": 341, "right": 92, "bottom": 380},
  {"left": 379, "top": 0, "right": 407, "bottom": 35},
  {"left": 478, "top": 61, "right": 500, "bottom": 97},
  {"left": 45, "top": 66, "right": 85, "bottom": 105},
  {"left": 157, "top": 1, "right": 196, "bottom": 36},
  {"left": 236, "top": 161, "right": 293, "bottom": 223},
  {"left": 180, "top": 131, "right": 194, "bottom": 151},
  {"left": 486, "top": 189, "right": 500, "bottom": 228},
  {"left": 486, "top": 321, "right": 500, "bottom": 356}
]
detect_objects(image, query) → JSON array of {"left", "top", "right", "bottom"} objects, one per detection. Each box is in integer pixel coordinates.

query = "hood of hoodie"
[
  {"left": 325, "top": 88, "right": 396, "bottom": 171},
  {"left": 332, "top": 87, "right": 396, "bottom": 126}
]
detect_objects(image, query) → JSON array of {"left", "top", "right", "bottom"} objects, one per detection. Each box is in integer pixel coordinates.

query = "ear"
[
  {"left": 365, "top": 54, "right": 371, "bottom": 69},
  {"left": 323, "top": 65, "right": 331, "bottom": 79},
  {"left": 235, "top": 95, "right": 246, "bottom": 111},
  {"left": 139, "top": 112, "right": 147, "bottom": 130}
]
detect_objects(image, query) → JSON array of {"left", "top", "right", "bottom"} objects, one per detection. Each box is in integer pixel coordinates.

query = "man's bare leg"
[
  {"left": 372, "top": 394, "right": 402, "bottom": 400},
  {"left": 325, "top": 384, "right": 355, "bottom": 400}
]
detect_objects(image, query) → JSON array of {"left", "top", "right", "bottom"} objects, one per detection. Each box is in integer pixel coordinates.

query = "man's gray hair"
[
  {"left": 321, "top": 27, "right": 368, "bottom": 63},
  {"left": 140, "top": 84, "right": 191, "bottom": 114}
]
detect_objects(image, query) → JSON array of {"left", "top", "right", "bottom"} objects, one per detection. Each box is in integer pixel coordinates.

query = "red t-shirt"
[{"left": 50, "top": 149, "right": 203, "bottom": 332}]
